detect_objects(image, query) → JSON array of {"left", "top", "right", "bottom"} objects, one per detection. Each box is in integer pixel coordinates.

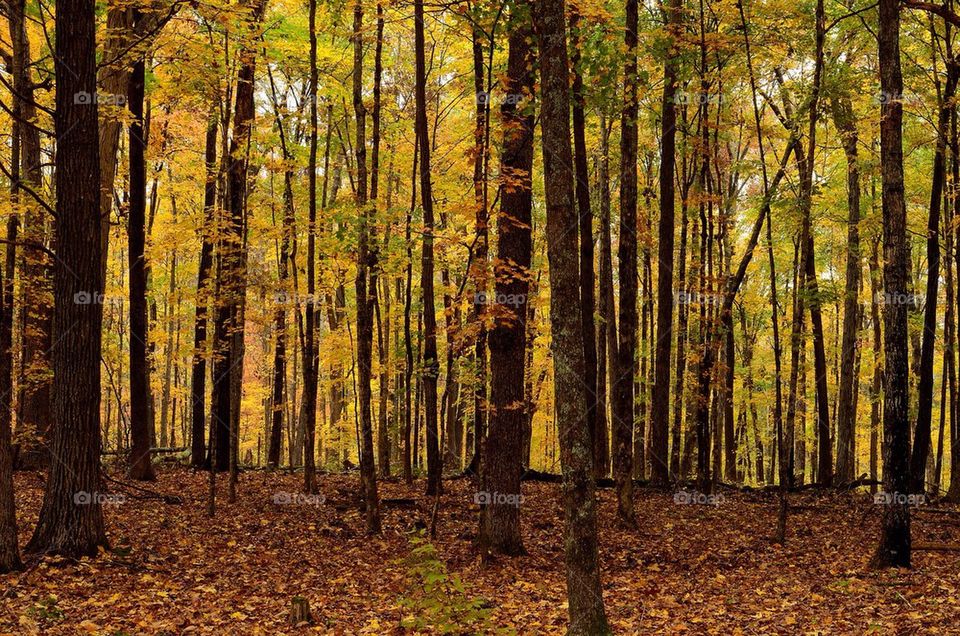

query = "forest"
[{"left": 2, "top": 0, "right": 960, "bottom": 631}]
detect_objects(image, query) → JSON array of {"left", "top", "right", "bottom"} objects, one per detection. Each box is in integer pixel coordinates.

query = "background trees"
[{"left": 9, "top": 0, "right": 960, "bottom": 614}]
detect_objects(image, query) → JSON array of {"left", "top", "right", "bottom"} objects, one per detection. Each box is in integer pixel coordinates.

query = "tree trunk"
[
  {"left": 534, "top": 0, "right": 610, "bottom": 629},
  {"left": 595, "top": 116, "right": 615, "bottom": 479},
  {"left": 190, "top": 115, "right": 217, "bottom": 469},
  {"left": 211, "top": 0, "right": 265, "bottom": 473},
  {"left": 127, "top": 55, "right": 156, "bottom": 482},
  {"left": 26, "top": 0, "right": 109, "bottom": 555},
  {"left": 479, "top": 19, "right": 534, "bottom": 557},
  {"left": 569, "top": 8, "right": 598, "bottom": 489},
  {"left": 414, "top": 0, "right": 442, "bottom": 496},
  {"left": 353, "top": 0, "right": 382, "bottom": 532},
  {"left": 831, "top": 91, "right": 862, "bottom": 484},
  {"left": 873, "top": 0, "right": 911, "bottom": 568},
  {"left": 910, "top": 55, "right": 958, "bottom": 493},
  {"left": 650, "top": 0, "right": 683, "bottom": 486},
  {"left": 613, "top": 0, "right": 639, "bottom": 524}
]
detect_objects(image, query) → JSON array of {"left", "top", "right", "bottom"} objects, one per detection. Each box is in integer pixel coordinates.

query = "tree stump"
[{"left": 289, "top": 596, "right": 312, "bottom": 625}]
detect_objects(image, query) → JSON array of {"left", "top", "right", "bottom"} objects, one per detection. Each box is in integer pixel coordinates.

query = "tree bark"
[
  {"left": 414, "top": 0, "right": 442, "bottom": 496},
  {"left": 613, "top": 0, "right": 639, "bottom": 524},
  {"left": 873, "top": 0, "right": 912, "bottom": 568},
  {"left": 534, "top": 0, "right": 610, "bottom": 630},
  {"left": 479, "top": 18, "right": 534, "bottom": 557},
  {"left": 26, "top": 0, "right": 109, "bottom": 556},
  {"left": 127, "top": 54, "right": 156, "bottom": 482}
]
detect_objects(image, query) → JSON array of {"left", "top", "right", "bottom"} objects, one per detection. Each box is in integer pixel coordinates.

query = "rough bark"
[
  {"left": 534, "top": 0, "right": 610, "bottom": 630},
  {"left": 479, "top": 19, "right": 534, "bottom": 557},
  {"left": 26, "top": 0, "right": 109, "bottom": 555},
  {"left": 873, "top": 0, "right": 912, "bottom": 568}
]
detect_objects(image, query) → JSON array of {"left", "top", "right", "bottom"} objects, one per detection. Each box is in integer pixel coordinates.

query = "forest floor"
[{"left": 2, "top": 468, "right": 960, "bottom": 634}]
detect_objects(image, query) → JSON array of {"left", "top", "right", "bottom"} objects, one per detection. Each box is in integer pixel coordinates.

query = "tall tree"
[
  {"left": 569, "top": 5, "right": 598, "bottom": 485},
  {"left": 190, "top": 114, "right": 218, "bottom": 469},
  {"left": 613, "top": 0, "right": 639, "bottom": 525},
  {"left": 479, "top": 13, "right": 534, "bottom": 557},
  {"left": 302, "top": 0, "right": 319, "bottom": 492},
  {"left": 26, "top": 0, "right": 109, "bottom": 556},
  {"left": 354, "top": 0, "right": 382, "bottom": 532},
  {"left": 534, "top": 0, "right": 610, "bottom": 630},
  {"left": 910, "top": 46, "right": 958, "bottom": 493},
  {"left": 415, "top": 0, "right": 442, "bottom": 496},
  {"left": 830, "top": 88, "right": 862, "bottom": 485},
  {"left": 873, "top": 0, "right": 912, "bottom": 568},
  {"left": 210, "top": 0, "right": 265, "bottom": 473},
  {"left": 650, "top": 0, "right": 684, "bottom": 487},
  {"left": 127, "top": 52, "right": 156, "bottom": 482}
]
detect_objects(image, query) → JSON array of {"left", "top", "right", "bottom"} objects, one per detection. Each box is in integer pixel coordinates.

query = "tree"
[
  {"left": 354, "top": 0, "right": 382, "bottom": 532},
  {"left": 128, "top": 52, "right": 156, "bottom": 482},
  {"left": 415, "top": 0, "right": 442, "bottom": 496},
  {"left": 649, "top": 0, "right": 684, "bottom": 486},
  {"left": 534, "top": 0, "right": 610, "bottom": 630},
  {"left": 873, "top": 0, "right": 912, "bottom": 569},
  {"left": 190, "top": 114, "right": 218, "bottom": 469},
  {"left": 479, "top": 12, "right": 534, "bottom": 557},
  {"left": 25, "top": 0, "right": 109, "bottom": 557},
  {"left": 613, "top": 0, "right": 639, "bottom": 525}
]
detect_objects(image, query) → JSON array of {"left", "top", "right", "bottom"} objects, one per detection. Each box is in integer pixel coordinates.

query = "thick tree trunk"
[
  {"left": 534, "top": 0, "right": 610, "bottom": 629},
  {"left": 479, "top": 19, "right": 534, "bottom": 557},
  {"left": 26, "top": 0, "right": 108, "bottom": 556},
  {"left": 873, "top": 0, "right": 911, "bottom": 568}
]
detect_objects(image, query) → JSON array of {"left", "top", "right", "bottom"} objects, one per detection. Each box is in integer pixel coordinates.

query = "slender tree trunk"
[
  {"left": 613, "top": 0, "right": 639, "bottom": 524},
  {"left": 831, "top": 91, "right": 862, "bottom": 484},
  {"left": 414, "top": 0, "right": 442, "bottom": 496},
  {"left": 596, "top": 116, "right": 615, "bottom": 479},
  {"left": 190, "top": 115, "right": 217, "bottom": 469},
  {"left": 910, "top": 55, "right": 958, "bottom": 493},
  {"left": 650, "top": 0, "right": 684, "bottom": 486},
  {"left": 534, "top": 0, "right": 610, "bottom": 629},
  {"left": 211, "top": 0, "right": 265, "bottom": 473},
  {"left": 873, "top": 0, "right": 911, "bottom": 568},
  {"left": 26, "top": 0, "right": 108, "bottom": 555},
  {"left": 354, "top": 0, "right": 382, "bottom": 532},
  {"left": 479, "top": 18, "right": 534, "bottom": 557},
  {"left": 569, "top": 8, "right": 598, "bottom": 487},
  {"left": 127, "top": 55, "right": 156, "bottom": 482}
]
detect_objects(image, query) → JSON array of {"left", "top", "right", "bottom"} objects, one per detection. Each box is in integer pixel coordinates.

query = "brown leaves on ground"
[{"left": 2, "top": 469, "right": 959, "bottom": 634}]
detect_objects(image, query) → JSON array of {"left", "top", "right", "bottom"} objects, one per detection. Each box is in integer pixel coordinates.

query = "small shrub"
[{"left": 397, "top": 532, "right": 504, "bottom": 634}]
